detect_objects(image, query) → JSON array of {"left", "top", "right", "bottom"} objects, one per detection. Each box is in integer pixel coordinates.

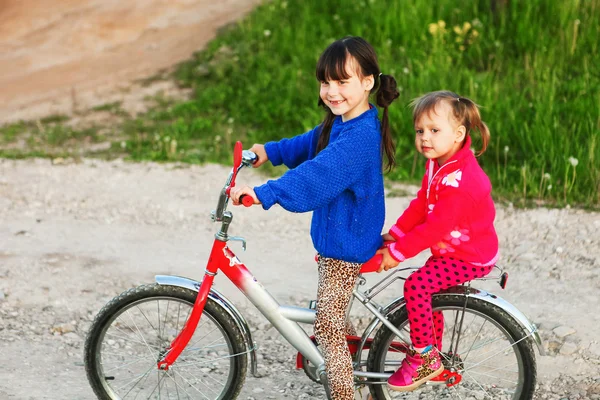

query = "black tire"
[
  {"left": 84, "top": 284, "right": 248, "bottom": 399},
  {"left": 367, "top": 294, "right": 537, "bottom": 400}
]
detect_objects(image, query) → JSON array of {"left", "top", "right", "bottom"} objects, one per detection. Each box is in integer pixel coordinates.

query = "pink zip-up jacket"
[{"left": 387, "top": 136, "right": 499, "bottom": 266}]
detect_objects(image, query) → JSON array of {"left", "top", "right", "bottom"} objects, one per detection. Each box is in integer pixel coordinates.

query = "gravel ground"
[{"left": 0, "top": 157, "right": 599, "bottom": 399}]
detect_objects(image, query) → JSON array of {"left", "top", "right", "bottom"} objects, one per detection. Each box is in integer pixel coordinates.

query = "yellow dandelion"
[
  {"left": 438, "top": 20, "right": 446, "bottom": 29},
  {"left": 429, "top": 23, "right": 439, "bottom": 35},
  {"left": 453, "top": 25, "right": 462, "bottom": 35},
  {"left": 463, "top": 22, "right": 472, "bottom": 32}
]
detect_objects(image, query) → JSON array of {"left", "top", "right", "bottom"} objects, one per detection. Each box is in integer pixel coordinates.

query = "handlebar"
[
  {"left": 239, "top": 195, "right": 254, "bottom": 207},
  {"left": 211, "top": 149, "right": 258, "bottom": 221},
  {"left": 241, "top": 150, "right": 259, "bottom": 167}
]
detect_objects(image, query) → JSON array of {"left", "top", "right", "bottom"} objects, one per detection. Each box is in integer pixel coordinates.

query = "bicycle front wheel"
[
  {"left": 367, "top": 294, "right": 537, "bottom": 400},
  {"left": 84, "top": 284, "right": 248, "bottom": 400}
]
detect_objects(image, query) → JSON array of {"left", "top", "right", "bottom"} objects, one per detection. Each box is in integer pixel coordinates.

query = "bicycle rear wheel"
[
  {"left": 84, "top": 283, "right": 247, "bottom": 400},
  {"left": 367, "top": 294, "right": 536, "bottom": 400}
]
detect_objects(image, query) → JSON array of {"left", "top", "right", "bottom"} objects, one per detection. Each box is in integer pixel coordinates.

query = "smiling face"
[
  {"left": 319, "top": 57, "right": 373, "bottom": 122},
  {"left": 414, "top": 100, "right": 466, "bottom": 165}
]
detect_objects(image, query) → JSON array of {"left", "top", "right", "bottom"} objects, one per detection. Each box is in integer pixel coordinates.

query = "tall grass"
[
  {"left": 164, "top": 0, "right": 600, "bottom": 206},
  {"left": 3, "top": 0, "right": 598, "bottom": 206}
]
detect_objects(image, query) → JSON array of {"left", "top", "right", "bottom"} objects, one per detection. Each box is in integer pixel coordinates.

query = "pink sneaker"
[{"left": 387, "top": 346, "right": 444, "bottom": 392}]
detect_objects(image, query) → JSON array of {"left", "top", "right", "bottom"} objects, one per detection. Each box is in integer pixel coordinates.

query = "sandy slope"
[{"left": 0, "top": 0, "right": 260, "bottom": 124}]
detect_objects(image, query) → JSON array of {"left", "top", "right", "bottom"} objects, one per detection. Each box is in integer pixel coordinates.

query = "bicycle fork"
[{"left": 157, "top": 240, "right": 225, "bottom": 370}]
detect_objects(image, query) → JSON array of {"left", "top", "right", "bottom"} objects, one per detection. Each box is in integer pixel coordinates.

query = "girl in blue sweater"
[{"left": 231, "top": 36, "right": 399, "bottom": 399}]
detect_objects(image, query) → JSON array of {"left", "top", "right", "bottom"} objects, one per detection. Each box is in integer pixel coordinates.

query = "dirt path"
[
  {"left": 0, "top": 0, "right": 260, "bottom": 124},
  {"left": 1, "top": 1, "right": 599, "bottom": 399},
  {"left": 1, "top": 158, "right": 599, "bottom": 399}
]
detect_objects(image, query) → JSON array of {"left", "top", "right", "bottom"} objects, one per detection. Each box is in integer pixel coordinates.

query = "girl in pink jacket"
[{"left": 377, "top": 90, "right": 499, "bottom": 392}]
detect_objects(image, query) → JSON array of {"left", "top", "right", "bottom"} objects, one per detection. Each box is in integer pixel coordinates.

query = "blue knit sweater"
[{"left": 254, "top": 106, "right": 385, "bottom": 263}]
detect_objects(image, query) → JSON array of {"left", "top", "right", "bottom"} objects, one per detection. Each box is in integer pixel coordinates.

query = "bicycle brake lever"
[{"left": 228, "top": 236, "right": 247, "bottom": 251}]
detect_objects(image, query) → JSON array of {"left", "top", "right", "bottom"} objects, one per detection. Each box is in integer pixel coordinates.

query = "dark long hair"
[
  {"left": 315, "top": 36, "right": 400, "bottom": 172},
  {"left": 410, "top": 90, "right": 490, "bottom": 156}
]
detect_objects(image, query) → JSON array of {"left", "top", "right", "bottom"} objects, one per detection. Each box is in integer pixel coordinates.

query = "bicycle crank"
[{"left": 430, "top": 369, "right": 462, "bottom": 387}]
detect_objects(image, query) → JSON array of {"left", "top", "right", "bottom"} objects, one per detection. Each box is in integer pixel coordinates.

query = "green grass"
[
  {"left": 163, "top": 0, "right": 600, "bottom": 207},
  {"left": 0, "top": 118, "right": 105, "bottom": 157},
  {"left": 1, "top": 0, "right": 598, "bottom": 207},
  {"left": 91, "top": 101, "right": 127, "bottom": 116}
]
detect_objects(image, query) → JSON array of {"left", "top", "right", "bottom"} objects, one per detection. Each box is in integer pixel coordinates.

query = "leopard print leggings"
[{"left": 314, "top": 255, "right": 362, "bottom": 400}]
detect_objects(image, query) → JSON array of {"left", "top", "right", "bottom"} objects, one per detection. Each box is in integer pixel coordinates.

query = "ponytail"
[
  {"left": 315, "top": 98, "right": 336, "bottom": 156},
  {"left": 376, "top": 74, "right": 400, "bottom": 171},
  {"left": 455, "top": 96, "right": 490, "bottom": 156}
]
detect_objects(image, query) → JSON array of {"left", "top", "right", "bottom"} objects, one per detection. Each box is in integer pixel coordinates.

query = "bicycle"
[{"left": 84, "top": 141, "right": 545, "bottom": 400}]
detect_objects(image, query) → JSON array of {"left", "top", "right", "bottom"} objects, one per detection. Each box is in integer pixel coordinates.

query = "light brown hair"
[{"left": 410, "top": 90, "right": 490, "bottom": 156}]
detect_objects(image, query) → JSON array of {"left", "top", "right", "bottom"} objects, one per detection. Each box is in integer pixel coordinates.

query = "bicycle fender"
[
  {"left": 361, "top": 286, "right": 545, "bottom": 357},
  {"left": 154, "top": 275, "right": 259, "bottom": 376}
]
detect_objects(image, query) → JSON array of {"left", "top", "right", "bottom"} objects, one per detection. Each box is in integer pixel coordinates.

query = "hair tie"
[
  {"left": 456, "top": 97, "right": 461, "bottom": 103},
  {"left": 378, "top": 72, "right": 383, "bottom": 77}
]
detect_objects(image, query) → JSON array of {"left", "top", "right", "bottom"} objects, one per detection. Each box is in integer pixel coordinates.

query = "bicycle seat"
[
  {"left": 359, "top": 240, "right": 395, "bottom": 273},
  {"left": 360, "top": 254, "right": 383, "bottom": 273}
]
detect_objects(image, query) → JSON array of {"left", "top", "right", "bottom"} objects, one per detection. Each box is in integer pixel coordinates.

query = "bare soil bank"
[{"left": 0, "top": 0, "right": 260, "bottom": 124}]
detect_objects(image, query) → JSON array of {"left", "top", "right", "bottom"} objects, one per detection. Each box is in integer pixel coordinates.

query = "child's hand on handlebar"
[
  {"left": 230, "top": 185, "right": 261, "bottom": 206},
  {"left": 249, "top": 144, "right": 268, "bottom": 168},
  {"left": 375, "top": 247, "right": 400, "bottom": 273}
]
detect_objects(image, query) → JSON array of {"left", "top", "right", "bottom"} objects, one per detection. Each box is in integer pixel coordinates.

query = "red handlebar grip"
[{"left": 240, "top": 195, "right": 254, "bottom": 207}]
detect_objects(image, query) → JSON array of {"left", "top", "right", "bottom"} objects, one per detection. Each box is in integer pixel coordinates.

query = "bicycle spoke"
[
  {"left": 185, "top": 324, "right": 222, "bottom": 350},
  {"left": 164, "top": 370, "right": 171, "bottom": 400},
  {"left": 177, "top": 355, "right": 229, "bottom": 385},
  {"left": 112, "top": 310, "right": 163, "bottom": 344},
  {"left": 462, "top": 335, "right": 507, "bottom": 353},
  {"left": 172, "top": 368, "right": 214, "bottom": 400},
  {"left": 463, "top": 334, "right": 528, "bottom": 372},
  {"left": 165, "top": 369, "right": 196, "bottom": 399},
  {"left": 146, "top": 368, "right": 168, "bottom": 399},
  {"left": 102, "top": 354, "right": 155, "bottom": 374},
  {"left": 169, "top": 369, "right": 184, "bottom": 400},
  {"left": 448, "top": 382, "right": 465, "bottom": 400},
  {"left": 465, "top": 368, "right": 519, "bottom": 385},
  {"left": 134, "top": 304, "right": 160, "bottom": 336},
  {"left": 175, "top": 302, "right": 193, "bottom": 339},
  {"left": 462, "top": 317, "right": 487, "bottom": 363},
  {"left": 174, "top": 350, "right": 244, "bottom": 367},
  {"left": 115, "top": 363, "right": 155, "bottom": 397},
  {"left": 462, "top": 368, "right": 494, "bottom": 397},
  {"left": 463, "top": 359, "right": 519, "bottom": 373},
  {"left": 127, "top": 310, "right": 161, "bottom": 360},
  {"left": 106, "top": 332, "right": 160, "bottom": 352},
  {"left": 180, "top": 354, "right": 229, "bottom": 387},
  {"left": 157, "top": 300, "right": 162, "bottom": 346}
]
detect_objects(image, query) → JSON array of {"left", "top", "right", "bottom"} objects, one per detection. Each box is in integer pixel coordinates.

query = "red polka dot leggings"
[{"left": 404, "top": 256, "right": 494, "bottom": 348}]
